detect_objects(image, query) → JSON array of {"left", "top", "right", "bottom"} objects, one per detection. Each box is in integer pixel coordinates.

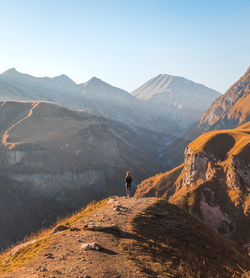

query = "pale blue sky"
[{"left": 0, "top": 0, "right": 249, "bottom": 92}]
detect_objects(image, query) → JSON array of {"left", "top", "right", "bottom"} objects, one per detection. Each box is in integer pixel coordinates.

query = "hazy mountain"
[
  {"left": 0, "top": 100, "right": 166, "bottom": 249},
  {"left": 0, "top": 69, "right": 180, "bottom": 135},
  {"left": 0, "top": 68, "right": 83, "bottom": 105},
  {"left": 79, "top": 76, "right": 135, "bottom": 104},
  {"left": 132, "top": 74, "right": 221, "bottom": 127},
  {"left": 1, "top": 197, "right": 249, "bottom": 277},
  {"left": 135, "top": 122, "right": 250, "bottom": 253}
]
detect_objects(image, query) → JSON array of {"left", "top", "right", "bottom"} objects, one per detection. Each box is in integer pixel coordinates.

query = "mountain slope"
[
  {"left": 0, "top": 101, "right": 162, "bottom": 202},
  {"left": 0, "top": 176, "right": 70, "bottom": 251},
  {"left": 0, "top": 197, "right": 249, "bottom": 278},
  {"left": 198, "top": 66, "right": 250, "bottom": 131},
  {"left": 79, "top": 77, "right": 136, "bottom": 104},
  {"left": 132, "top": 74, "right": 220, "bottom": 107},
  {"left": 0, "top": 100, "right": 165, "bottom": 250},
  {"left": 135, "top": 123, "right": 250, "bottom": 252},
  {"left": 78, "top": 76, "right": 179, "bottom": 135}
]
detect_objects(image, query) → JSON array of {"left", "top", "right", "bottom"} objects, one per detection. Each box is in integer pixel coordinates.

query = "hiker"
[{"left": 125, "top": 171, "right": 132, "bottom": 198}]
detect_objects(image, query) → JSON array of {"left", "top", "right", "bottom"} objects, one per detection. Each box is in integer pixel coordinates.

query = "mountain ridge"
[
  {"left": 132, "top": 73, "right": 220, "bottom": 101},
  {"left": 198, "top": 66, "right": 250, "bottom": 131},
  {"left": 1, "top": 196, "right": 249, "bottom": 278}
]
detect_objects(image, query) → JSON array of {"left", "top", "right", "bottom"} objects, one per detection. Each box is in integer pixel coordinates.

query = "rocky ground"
[{"left": 0, "top": 196, "right": 249, "bottom": 278}]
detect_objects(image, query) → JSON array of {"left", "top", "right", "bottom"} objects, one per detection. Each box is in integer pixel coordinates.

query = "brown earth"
[{"left": 0, "top": 197, "right": 249, "bottom": 278}]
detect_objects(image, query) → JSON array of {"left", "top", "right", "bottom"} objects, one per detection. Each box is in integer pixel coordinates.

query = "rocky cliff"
[
  {"left": 136, "top": 123, "right": 250, "bottom": 253},
  {"left": 0, "top": 197, "right": 249, "bottom": 278}
]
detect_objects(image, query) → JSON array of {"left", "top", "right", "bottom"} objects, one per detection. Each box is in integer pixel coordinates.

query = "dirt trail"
[
  {"left": 1, "top": 101, "right": 40, "bottom": 149},
  {"left": 1, "top": 197, "right": 159, "bottom": 278}
]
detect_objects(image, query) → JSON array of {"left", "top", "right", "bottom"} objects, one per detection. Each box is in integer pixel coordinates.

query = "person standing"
[{"left": 125, "top": 171, "right": 132, "bottom": 198}]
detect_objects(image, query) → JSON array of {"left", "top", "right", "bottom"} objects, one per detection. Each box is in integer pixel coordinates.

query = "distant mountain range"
[{"left": 0, "top": 68, "right": 220, "bottom": 133}]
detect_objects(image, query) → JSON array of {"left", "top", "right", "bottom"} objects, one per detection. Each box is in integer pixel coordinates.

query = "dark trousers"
[{"left": 125, "top": 183, "right": 131, "bottom": 198}]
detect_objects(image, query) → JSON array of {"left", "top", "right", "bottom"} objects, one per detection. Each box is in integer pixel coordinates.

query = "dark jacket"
[{"left": 125, "top": 176, "right": 132, "bottom": 185}]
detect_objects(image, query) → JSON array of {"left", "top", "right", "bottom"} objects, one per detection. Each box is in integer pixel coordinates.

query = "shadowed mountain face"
[
  {"left": 1, "top": 197, "right": 249, "bottom": 277},
  {"left": 132, "top": 74, "right": 221, "bottom": 128},
  {"left": 0, "top": 175, "right": 71, "bottom": 251},
  {"left": 0, "top": 101, "right": 166, "bottom": 250},
  {"left": 135, "top": 123, "right": 250, "bottom": 253}
]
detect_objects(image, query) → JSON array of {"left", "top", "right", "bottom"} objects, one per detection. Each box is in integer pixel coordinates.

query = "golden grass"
[
  {"left": 135, "top": 164, "right": 184, "bottom": 197},
  {"left": 188, "top": 124, "right": 250, "bottom": 163},
  {"left": 0, "top": 197, "right": 110, "bottom": 273},
  {"left": 60, "top": 197, "right": 110, "bottom": 226},
  {"left": 0, "top": 237, "right": 49, "bottom": 273}
]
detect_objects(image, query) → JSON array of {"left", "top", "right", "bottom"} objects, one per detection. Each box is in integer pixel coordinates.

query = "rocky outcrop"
[
  {"left": 182, "top": 149, "right": 216, "bottom": 187},
  {"left": 135, "top": 123, "right": 250, "bottom": 252}
]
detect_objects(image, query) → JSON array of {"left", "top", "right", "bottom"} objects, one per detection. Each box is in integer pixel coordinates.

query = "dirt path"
[
  {"left": 1, "top": 197, "right": 159, "bottom": 278},
  {"left": 2, "top": 101, "right": 40, "bottom": 149}
]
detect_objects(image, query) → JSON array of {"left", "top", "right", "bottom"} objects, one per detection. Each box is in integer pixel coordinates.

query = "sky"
[{"left": 0, "top": 0, "right": 249, "bottom": 93}]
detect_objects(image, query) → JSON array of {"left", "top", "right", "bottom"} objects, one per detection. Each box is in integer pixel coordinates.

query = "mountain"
[
  {"left": 79, "top": 77, "right": 135, "bottom": 104},
  {"left": 0, "top": 69, "right": 180, "bottom": 135},
  {"left": 135, "top": 123, "right": 250, "bottom": 253},
  {"left": 198, "top": 67, "right": 250, "bottom": 132},
  {"left": 159, "top": 67, "right": 250, "bottom": 170},
  {"left": 1, "top": 197, "right": 249, "bottom": 277},
  {"left": 0, "top": 100, "right": 165, "bottom": 250},
  {"left": 0, "top": 68, "right": 82, "bottom": 106},
  {"left": 78, "top": 76, "right": 179, "bottom": 135},
  {"left": 132, "top": 74, "right": 221, "bottom": 128}
]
